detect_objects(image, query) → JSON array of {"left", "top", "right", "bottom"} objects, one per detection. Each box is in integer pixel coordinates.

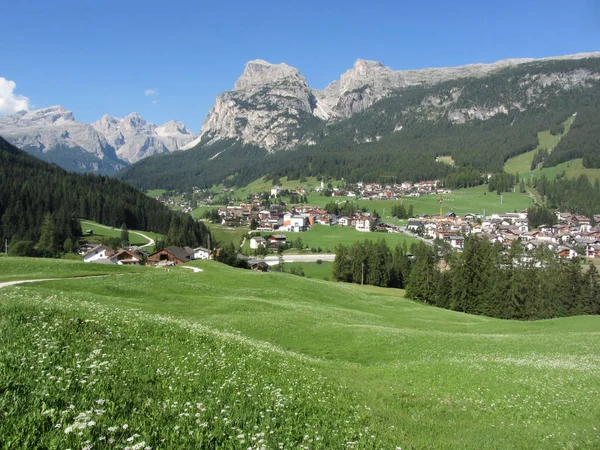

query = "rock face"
[
  {"left": 0, "top": 106, "right": 125, "bottom": 174},
  {"left": 196, "top": 52, "right": 600, "bottom": 152},
  {"left": 187, "top": 59, "right": 319, "bottom": 152},
  {"left": 92, "top": 113, "right": 195, "bottom": 163}
]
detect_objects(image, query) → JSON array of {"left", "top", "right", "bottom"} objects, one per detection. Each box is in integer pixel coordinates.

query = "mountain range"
[
  {"left": 0, "top": 107, "right": 196, "bottom": 174},
  {"left": 1, "top": 51, "right": 599, "bottom": 184},
  {"left": 118, "top": 51, "right": 600, "bottom": 191}
]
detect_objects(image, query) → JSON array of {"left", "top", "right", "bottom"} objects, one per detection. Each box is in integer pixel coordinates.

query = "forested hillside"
[
  {"left": 118, "top": 58, "right": 600, "bottom": 192},
  {"left": 0, "top": 137, "right": 211, "bottom": 254}
]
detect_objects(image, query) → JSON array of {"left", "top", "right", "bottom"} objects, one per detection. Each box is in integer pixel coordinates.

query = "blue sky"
[{"left": 1, "top": 0, "right": 598, "bottom": 130}]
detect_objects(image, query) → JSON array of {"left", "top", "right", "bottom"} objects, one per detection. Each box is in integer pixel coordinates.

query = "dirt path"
[
  {"left": 0, "top": 278, "right": 60, "bottom": 289},
  {"left": 181, "top": 266, "right": 203, "bottom": 273},
  {"left": 81, "top": 221, "right": 156, "bottom": 248}
]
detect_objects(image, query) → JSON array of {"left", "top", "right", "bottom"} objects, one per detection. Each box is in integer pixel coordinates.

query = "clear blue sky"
[{"left": 1, "top": 0, "right": 598, "bottom": 131}]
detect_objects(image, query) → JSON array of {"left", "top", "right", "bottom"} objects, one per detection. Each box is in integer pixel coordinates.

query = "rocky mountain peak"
[
  {"left": 234, "top": 59, "right": 307, "bottom": 91},
  {"left": 91, "top": 113, "right": 196, "bottom": 163},
  {"left": 155, "top": 120, "right": 192, "bottom": 137}
]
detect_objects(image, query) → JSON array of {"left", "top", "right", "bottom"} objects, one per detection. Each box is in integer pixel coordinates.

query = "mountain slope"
[
  {"left": 0, "top": 136, "right": 211, "bottom": 252},
  {"left": 0, "top": 106, "right": 126, "bottom": 174},
  {"left": 119, "top": 54, "right": 600, "bottom": 191},
  {"left": 192, "top": 52, "right": 600, "bottom": 153}
]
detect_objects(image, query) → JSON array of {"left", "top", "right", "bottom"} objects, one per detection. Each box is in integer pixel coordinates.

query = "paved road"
[
  {"left": 81, "top": 221, "right": 156, "bottom": 248},
  {"left": 249, "top": 254, "right": 336, "bottom": 266}
]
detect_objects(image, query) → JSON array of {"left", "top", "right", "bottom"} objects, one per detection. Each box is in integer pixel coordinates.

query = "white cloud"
[
  {"left": 144, "top": 88, "right": 158, "bottom": 97},
  {"left": 0, "top": 77, "right": 30, "bottom": 116}
]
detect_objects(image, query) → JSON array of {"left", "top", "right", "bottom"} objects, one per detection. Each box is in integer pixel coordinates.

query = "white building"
[
  {"left": 250, "top": 236, "right": 267, "bottom": 249},
  {"left": 193, "top": 247, "right": 211, "bottom": 260},
  {"left": 83, "top": 245, "right": 114, "bottom": 263},
  {"left": 355, "top": 217, "right": 373, "bottom": 232}
]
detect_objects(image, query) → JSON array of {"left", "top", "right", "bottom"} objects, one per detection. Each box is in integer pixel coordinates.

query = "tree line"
[
  {"left": 0, "top": 137, "right": 212, "bottom": 256},
  {"left": 333, "top": 236, "right": 600, "bottom": 320}
]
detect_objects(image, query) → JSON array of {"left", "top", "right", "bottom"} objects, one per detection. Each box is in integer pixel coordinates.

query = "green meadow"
[
  {"left": 1, "top": 258, "right": 599, "bottom": 449},
  {"left": 146, "top": 188, "right": 168, "bottom": 198},
  {"left": 263, "top": 224, "right": 418, "bottom": 253},
  {"left": 503, "top": 115, "right": 600, "bottom": 183}
]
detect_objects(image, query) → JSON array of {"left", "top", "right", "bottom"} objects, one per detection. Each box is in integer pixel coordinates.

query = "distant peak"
[
  {"left": 246, "top": 59, "right": 273, "bottom": 67},
  {"left": 235, "top": 59, "right": 304, "bottom": 90},
  {"left": 354, "top": 59, "right": 385, "bottom": 68}
]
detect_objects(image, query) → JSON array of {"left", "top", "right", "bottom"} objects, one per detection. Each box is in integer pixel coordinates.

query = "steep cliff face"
[
  {"left": 187, "top": 60, "right": 320, "bottom": 152},
  {"left": 0, "top": 106, "right": 125, "bottom": 174},
  {"left": 194, "top": 53, "right": 600, "bottom": 153},
  {"left": 92, "top": 113, "right": 195, "bottom": 163}
]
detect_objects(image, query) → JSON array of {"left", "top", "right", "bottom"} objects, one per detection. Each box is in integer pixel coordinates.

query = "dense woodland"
[
  {"left": 0, "top": 137, "right": 211, "bottom": 256},
  {"left": 536, "top": 175, "right": 600, "bottom": 217},
  {"left": 333, "top": 237, "right": 600, "bottom": 320},
  {"left": 118, "top": 58, "right": 600, "bottom": 192}
]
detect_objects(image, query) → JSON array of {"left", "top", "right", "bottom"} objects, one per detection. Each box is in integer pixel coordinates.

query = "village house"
[
  {"left": 193, "top": 247, "right": 211, "bottom": 260},
  {"left": 146, "top": 246, "right": 194, "bottom": 266},
  {"left": 108, "top": 249, "right": 141, "bottom": 265},
  {"left": 250, "top": 236, "right": 267, "bottom": 249},
  {"left": 83, "top": 244, "right": 114, "bottom": 263}
]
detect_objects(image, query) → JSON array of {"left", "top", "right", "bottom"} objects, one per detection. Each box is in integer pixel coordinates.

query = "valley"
[{"left": 2, "top": 47, "right": 600, "bottom": 450}]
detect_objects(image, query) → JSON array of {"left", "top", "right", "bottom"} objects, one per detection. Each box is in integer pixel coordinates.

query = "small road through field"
[{"left": 81, "top": 221, "right": 156, "bottom": 248}]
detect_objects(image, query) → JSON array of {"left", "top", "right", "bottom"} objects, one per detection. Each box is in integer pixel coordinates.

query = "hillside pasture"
[{"left": 1, "top": 258, "right": 599, "bottom": 449}]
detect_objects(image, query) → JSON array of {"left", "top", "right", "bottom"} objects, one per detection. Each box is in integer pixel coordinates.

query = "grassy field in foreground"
[
  {"left": 0, "top": 256, "right": 147, "bottom": 282},
  {"left": 1, "top": 258, "right": 599, "bottom": 449}
]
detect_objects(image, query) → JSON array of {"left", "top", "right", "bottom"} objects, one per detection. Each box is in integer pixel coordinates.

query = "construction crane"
[{"left": 438, "top": 193, "right": 443, "bottom": 218}]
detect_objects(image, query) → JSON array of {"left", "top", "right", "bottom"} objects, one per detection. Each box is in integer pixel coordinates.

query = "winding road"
[{"left": 81, "top": 221, "right": 156, "bottom": 248}]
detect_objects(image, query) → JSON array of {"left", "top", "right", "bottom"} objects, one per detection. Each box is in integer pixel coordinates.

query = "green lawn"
[
  {"left": 209, "top": 224, "right": 248, "bottom": 248},
  {"left": 284, "top": 261, "right": 333, "bottom": 280},
  {"left": 191, "top": 205, "right": 218, "bottom": 219},
  {"left": 247, "top": 224, "right": 419, "bottom": 253},
  {"left": 1, "top": 258, "right": 598, "bottom": 449},
  {"left": 226, "top": 176, "right": 338, "bottom": 201},
  {"left": 437, "top": 155, "right": 455, "bottom": 166}
]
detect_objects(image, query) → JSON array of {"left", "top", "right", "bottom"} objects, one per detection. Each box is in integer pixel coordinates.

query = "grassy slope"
[
  {"left": 0, "top": 257, "right": 146, "bottom": 282},
  {"left": 2, "top": 258, "right": 599, "bottom": 449},
  {"left": 503, "top": 115, "right": 600, "bottom": 183},
  {"left": 80, "top": 220, "right": 164, "bottom": 247},
  {"left": 285, "top": 261, "right": 333, "bottom": 280}
]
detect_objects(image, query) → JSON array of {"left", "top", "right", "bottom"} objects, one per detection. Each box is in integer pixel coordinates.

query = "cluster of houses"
[
  {"left": 317, "top": 180, "right": 449, "bottom": 199},
  {"left": 408, "top": 212, "right": 600, "bottom": 258},
  {"left": 219, "top": 203, "right": 388, "bottom": 234},
  {"left": 81, "top": 244, "right": 210, "bottom": 265}
]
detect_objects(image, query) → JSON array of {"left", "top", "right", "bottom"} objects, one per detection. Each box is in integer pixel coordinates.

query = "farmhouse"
[
  {"left": 146, "top": 246, "right": 193, "bottom": 266},
  {"left": 250, "top": 261, "right": 270, "bottom": 272},
  {"left": 108, "top": 249, "right": 141, "bottom": 265}
]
